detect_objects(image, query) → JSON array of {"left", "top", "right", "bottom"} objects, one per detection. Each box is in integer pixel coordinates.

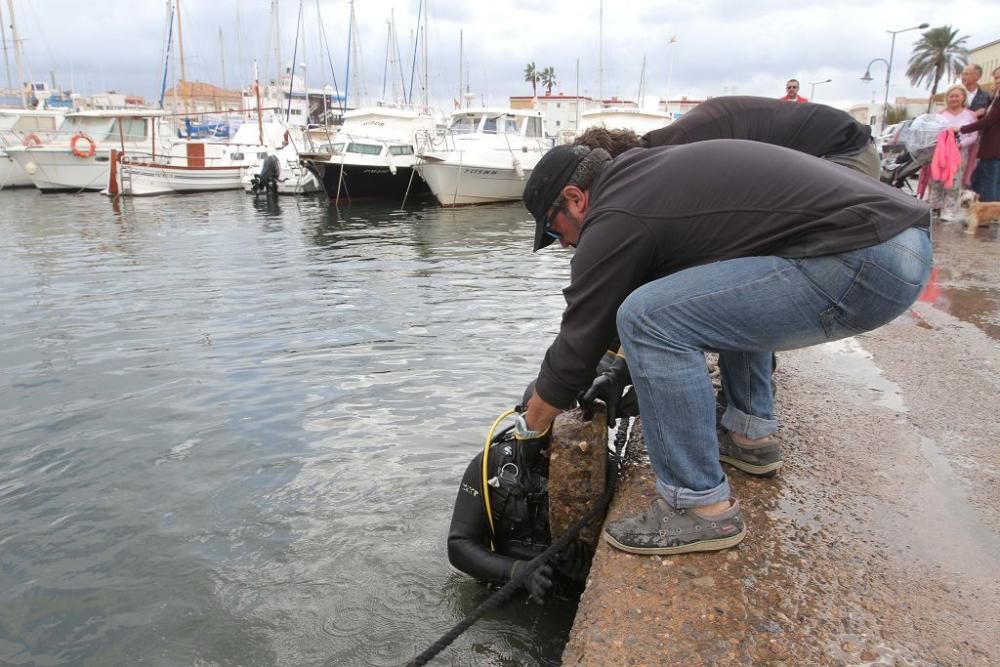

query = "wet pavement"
[{"left": 564, "top": 220, "right": 1000, "bottom": 665}]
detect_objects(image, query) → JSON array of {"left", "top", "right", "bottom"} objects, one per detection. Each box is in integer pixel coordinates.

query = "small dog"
[{"left": 959, "top": 190, "right": 1000, "bottom": 233}]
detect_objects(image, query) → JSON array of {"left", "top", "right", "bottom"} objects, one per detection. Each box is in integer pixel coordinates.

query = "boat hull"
[
  {"left": 118, "top": 161, "right": 245, "bottom": 196},
  {"left": 314, "top": 162, "right": 430, "bottom": 200},
  {"left": 0, "top": 153, "right": 33, "bottom": 188},
  {"left": 5, "top": 147, "right": 111, "bottom": 192},
  {"left": 416, "top": 161, "right": 533, "bottom": 207}
]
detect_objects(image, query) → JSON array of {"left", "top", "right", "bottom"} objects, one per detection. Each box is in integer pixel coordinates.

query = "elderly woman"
[{"left": 930, "top": 84, "right": 978, "bottom": 220}]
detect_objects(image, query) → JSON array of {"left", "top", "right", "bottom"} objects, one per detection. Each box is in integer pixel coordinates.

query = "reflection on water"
[
  {"left": 921, "top": 225, "right": 1000, "bottom": 341},
  {"left": 0, "top": 189, "right": 579, "bottom": 665}
]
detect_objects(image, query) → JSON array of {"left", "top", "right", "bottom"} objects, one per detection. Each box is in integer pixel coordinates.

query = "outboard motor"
[{"left": 251, "top": 155, "right": 281, "bottom": 194}]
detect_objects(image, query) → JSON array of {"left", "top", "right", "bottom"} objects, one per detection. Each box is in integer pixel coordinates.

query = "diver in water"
[{"left": 446, "top": 353, "right": 636, "bottom": 601}]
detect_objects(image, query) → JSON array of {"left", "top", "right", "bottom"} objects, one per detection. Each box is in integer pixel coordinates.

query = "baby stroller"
[{"left": 879, "top": 114, "right": 948, "bottom": 190}]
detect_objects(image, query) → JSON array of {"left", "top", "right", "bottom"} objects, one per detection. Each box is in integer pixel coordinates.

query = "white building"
[{"left": 509, "top": 94, "right": 603, "bottom": 138}]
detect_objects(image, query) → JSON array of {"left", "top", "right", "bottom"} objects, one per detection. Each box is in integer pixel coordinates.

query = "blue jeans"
[
  {"left": 616, "top": 225, "right": 932, "bottom": 508},
  {"left": 971, "top": 158, "right": 1000, "bottom": 202}
]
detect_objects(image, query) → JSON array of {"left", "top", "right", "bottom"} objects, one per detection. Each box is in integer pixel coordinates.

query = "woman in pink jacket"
[{"left": 930, "top": 84, "right": 978, "bottom": 220}]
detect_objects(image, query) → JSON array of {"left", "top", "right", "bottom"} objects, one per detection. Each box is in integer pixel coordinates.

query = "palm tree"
[
  {"left": 524, "top": 62, "right": 538, "bottom": 97},
  {"left": 905, "top": 25, "right": 969, "bottom": 112},
  {"left": 540, "top": 66, "right": 557, "bottom": 95}
]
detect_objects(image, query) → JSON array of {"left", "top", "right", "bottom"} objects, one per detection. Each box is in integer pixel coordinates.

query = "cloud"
[{"left": 10, "top": 0, "right": 999, "bottom": 112}]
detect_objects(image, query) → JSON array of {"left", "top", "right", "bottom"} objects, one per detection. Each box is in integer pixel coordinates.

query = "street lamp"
[
  {"left": 861, "top": 58, "right": 890, "bottom": 131},
  {"left": 878, "top": 23, "right": 930, "bottom": 133},
  {"left": 809, "top": 78, "right": 832, "bottom": 101}
]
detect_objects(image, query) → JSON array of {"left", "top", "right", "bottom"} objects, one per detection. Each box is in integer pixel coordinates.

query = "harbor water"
[{"left": 0, "top": 189, "right": 579, "bottom": 666}]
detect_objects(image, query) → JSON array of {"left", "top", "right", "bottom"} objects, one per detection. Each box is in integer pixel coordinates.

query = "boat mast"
[
  {"left": 219, "top": 27, "right": 226, "bottom": 92},
  {"left": 598, "top": 0, "right": 603, "bottom": 106},
  {"left": 5, "top": 0, "right": 27, "bottom": 108},
  {"left": 158, "top": 0, "right": 175, "bottom": 109},
  {"left": 273, "top": 0, "right": 282, "bottom": 90},
  {"left": 254, "top": 60, "right": 264, "bottom": 144},
  {"left": 175, "top": 0, "right": 189, "bottom": 117},
  {"left": 458, "top": 29, "right": 462, "bottom": 110},
  {"left": 344, "top": 0, "right": 353, "bottom": 108},
  {"left": 0, "top": 2, "right": 13, "bottom": 94},
  {"left": 422, "top": 0, "right": 428, "bottom": 109}
]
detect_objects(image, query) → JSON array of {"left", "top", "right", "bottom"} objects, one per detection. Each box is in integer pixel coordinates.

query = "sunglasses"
[{"left": 544, "top": 206, "right": 562, "bottom": 240}]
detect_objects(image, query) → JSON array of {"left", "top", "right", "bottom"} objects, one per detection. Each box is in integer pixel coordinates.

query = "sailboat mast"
[
  {"left": 219, "top": 27, "right": 226, "bottom": 92},
  {"left": 0, "top": 2, "right": 12, "bottom": 93},
  {"left": 422, "top": 0, "right": 428, "bottom": 109},
  {"left": 458, "top": 29, "right": 462, "bottom": 110},
  {"left": 175, "top": 0, "right": 189, "bottom": 116},
  {"left": 273, "top": 0, "right": 282, "bottom": 86},
  {"left": 598, "top": 0, "right": 603, "bottom": 105},
  {"left": 5, "top": 0, "right": 27, "bottom": 107}
]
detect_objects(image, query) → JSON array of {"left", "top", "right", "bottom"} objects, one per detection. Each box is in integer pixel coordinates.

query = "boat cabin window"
[
  {"left": 11, "top": 115, "right": 58, "bottom": 131},
  {"left": 388, "top": 145, "right": 414, "bottom": 156},
  {"left": 109, "top": 118, "right": 149, "bottom": 142},
  {"left": 346, "top": 142, "right": 382, "bottom": 155},
  {"left": 448, "top": 114, "right": 481, "bottom": 134},
  {"left": 61, "top": 116, "right": 115, "bottom": 141},
  {"left": 231, "top": 152, "right": 245, "bottom": 161},
  {"left": 329, "top": 143, "right": 345, "bottom": 155},
  {"left": 525, "top": 117, "right": 543, "bottom": 138}
]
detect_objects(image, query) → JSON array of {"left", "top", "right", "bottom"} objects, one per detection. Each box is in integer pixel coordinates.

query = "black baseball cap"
[{"left": 523, "top": 145, "right": 588, "bottom": 251}]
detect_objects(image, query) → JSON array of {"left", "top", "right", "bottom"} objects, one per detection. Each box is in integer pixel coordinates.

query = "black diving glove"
[
  {"left": 511, "top": 561, "right": 554, "bottom": 603},
  {"left": 579, "top": 354, "right": 631, "bottom": 425}
]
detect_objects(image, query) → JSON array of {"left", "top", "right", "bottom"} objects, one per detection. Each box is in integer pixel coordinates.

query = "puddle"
[
  {"left": 813, "top": 338, "right": 907, "bottom": 413},
  {"left": 917, "top": 265, "right": 1000, "bottom": 341}
]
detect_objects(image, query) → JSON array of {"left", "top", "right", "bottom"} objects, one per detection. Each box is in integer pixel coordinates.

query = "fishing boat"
[
  {"left": 301, "top": 106, "right": 436, "bottom": 201},
  {"left": 415, "top": 107, "right": 549, "bottom": 207},
  {"left": 107, "top": 121, "right": 298, "bottom": 197}
]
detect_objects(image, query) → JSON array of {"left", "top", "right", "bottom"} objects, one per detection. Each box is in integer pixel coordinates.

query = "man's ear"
[{"left": 562, "top": 185, "right": 588, "bottom": 215}]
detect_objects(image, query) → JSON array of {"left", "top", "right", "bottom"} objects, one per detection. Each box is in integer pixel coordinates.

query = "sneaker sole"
[
  {"left": 719, "top": 454, "right": 783, "bottom": 477},
  {"left": 602, "top": 525, "right": 747, "bottom": 555}
]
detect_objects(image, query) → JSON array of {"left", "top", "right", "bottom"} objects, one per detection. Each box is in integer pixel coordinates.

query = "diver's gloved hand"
[
  {"left": 579, "top": 354, "right": 631, "bottom": 425},
  {"left": 555, "top": 540, "right": 592, "bottom": 582},
  {"left": 511, "top": 560, "right": 554, "bottom": 603}
]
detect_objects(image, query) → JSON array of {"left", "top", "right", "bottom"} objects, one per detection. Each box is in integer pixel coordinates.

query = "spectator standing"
[
  {"left": 959, "top": 66, "right": 1000, "bottom": 202},
  {"left": 929, "top": 85, "right": 977, "bottom": 220},
  {"left": 961, "top": 64, "right": 990, "bottom": 187},
  {"left": 779, "top": 79, "right": 809, "bottom": 103}
]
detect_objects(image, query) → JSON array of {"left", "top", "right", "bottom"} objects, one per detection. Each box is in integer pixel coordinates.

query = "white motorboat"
[
  {"left": 577, "top": 107, "right": 673, "bottom": 136},
  {"left": 5, "top": 110, "right": 173, "bottom": 192},
  {"left": 300, "top": 106, "right": 437, "bottom": 201},
  {"left": 0, "top": 109, "right": 67, "bottom": 188},
  {"left": 416, "top": 107, "right": 549, "bottom": 207}
]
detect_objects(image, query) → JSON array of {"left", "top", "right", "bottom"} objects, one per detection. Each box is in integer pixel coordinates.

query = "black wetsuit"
[{"left": 447, "top": 436, "right": 550, "bottom": 584}]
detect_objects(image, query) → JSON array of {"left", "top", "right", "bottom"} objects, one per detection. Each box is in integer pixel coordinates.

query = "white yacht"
[
  {"left": 577, "top": 107, "right": 673, "bottom": 136},
  {"left": 0, "top": 109, "right": 67, "bottom": 187},
  {"left": 301, "top": 106, "right": 436, "bottom": 201},
  {"left": 6, "top": 110, "right": 172, "bottom": 192},
  {"left": 416, "top": 107, "right": 549, "bottom": 207}
]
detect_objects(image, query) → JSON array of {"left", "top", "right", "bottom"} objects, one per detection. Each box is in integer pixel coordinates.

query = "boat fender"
[
  {"left": 71, "top": 133, "right": 97, "bottom": 159},
  {"left": 512, "top": 156, "right": 524, "bottom": 179},
  {"left": 22, "top": 133, "right": 43, "bottom": 148}
]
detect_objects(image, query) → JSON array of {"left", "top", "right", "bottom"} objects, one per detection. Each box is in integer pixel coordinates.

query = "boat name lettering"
[
  {"left": 464, "top": 168, "right": 498, "bottom": 175},
  {"left": 363, "top": 168, "right": 390, "bottom": 174}
]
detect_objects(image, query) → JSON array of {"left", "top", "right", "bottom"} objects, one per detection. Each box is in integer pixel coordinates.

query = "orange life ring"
[
  {"left": 22, "top": 132, "right": 42, "bottom": 147},
  {"left": 71, "top": 133, "right": 97, "bottom": 158}
]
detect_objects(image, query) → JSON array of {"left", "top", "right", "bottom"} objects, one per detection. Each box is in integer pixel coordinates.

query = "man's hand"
[
  {"left": 511, "top": 561, "right": 554, "bottom": 603},
  {"left": 579, "top": 355, "right": 631, "bottom": 424}
]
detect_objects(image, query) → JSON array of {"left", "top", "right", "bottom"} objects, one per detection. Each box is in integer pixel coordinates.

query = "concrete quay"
[{"left": 563, "top": 222, "right": 1000, "bottom": 665}]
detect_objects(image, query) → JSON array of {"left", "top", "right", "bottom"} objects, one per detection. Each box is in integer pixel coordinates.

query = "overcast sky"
[{"left": 5, "top": 0, "right": 998, "bottom": 112}]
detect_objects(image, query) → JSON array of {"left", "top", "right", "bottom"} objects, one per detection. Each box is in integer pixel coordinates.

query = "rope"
[{"left": 406, "top": 418, "right": 630, "bottom": 667}]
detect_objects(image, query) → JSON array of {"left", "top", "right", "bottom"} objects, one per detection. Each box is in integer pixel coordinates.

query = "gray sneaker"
[
  {"left": 603, "top": 497, "right": 746, "bottom": 555},
  {"left": 718, "top": 431, "right": 783, "bottom": 477}
]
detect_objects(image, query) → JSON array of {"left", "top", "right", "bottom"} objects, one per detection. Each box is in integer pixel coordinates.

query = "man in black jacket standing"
[{"left": 517, "top": 140, "right": 931, "bottom": 556}]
